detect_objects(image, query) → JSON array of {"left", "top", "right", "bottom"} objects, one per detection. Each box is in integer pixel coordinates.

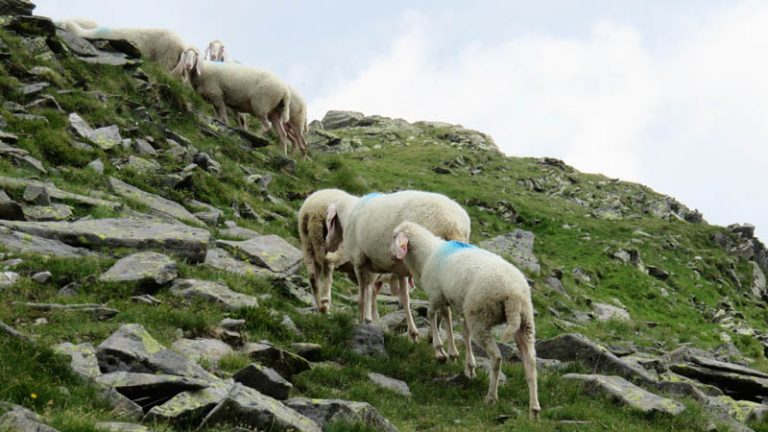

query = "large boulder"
[
  {"left": 368, "top": 372, "right": 411, "bottom": 397},
  {"left": 0, "top": 0, "right": 35, "bottom": 15},
  {"left": 321, "top": 110, "right": 364, "bottom": 129},
  {"left": 0, "top": 403, "right": 58, "bottom": 432},
  {"left": 53, "top": 342, "right": 101, "bottom": 379},
  {"left": 171, "top": 338, "right": 233, "bottom": 367},
  {"left": 670, "top": 355, "right": 768, "bottom": 402},
  {"left": 68, "top": 113, "right": 122, "bottom": 150},
  {"left": 108, "top": 177, "right": 203, "bottom": 226},
  {"left": 350, "top": 324, "right": 386, "bottom": 357},
  {"left": 0, "top": 218, "right": 211, "bottom": 262},
  {"left": 286, "top": 398, "right": 398, "bottom": 432},
  {"left": 479, "top": 229, "right": 541, "bottom": 274},
  {"left": 0, "top": 226, "right": 91, "bottom": 257},
  {"left": 170, "top": 279, "right": 258, "bottom": 310},
  {"left": 233, "top": 363, "right": 294, "bottom": 400},
  {"left": 242, "top": 342, "right": 311, "bottom": 379},
  {"left": 564, "top": 374, "right": 685, "bottom": 416},
  {"left": 99, "top": 252, "right": 178, "bottom": 287},
  {"left": 144, "top": 379, "right": 233, "bottom": 425},
  {"left": 204, "top": 248, "right": 275, "bottom": 278},
  {"left": 95, "top": 372, "right": 209, "bottom": 412},
  {"left": 216, "top": 235, "right": 303, "bottom": 274}
]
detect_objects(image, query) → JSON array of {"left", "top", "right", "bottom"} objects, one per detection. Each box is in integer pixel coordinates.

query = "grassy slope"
[{"left": 0, "top": 27, "right": 765, "bottom": 431}]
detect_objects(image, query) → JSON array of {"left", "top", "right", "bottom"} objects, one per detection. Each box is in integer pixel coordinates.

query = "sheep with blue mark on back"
[
  {"left": 391, "top": 221, "right": 540, "bottom": 419},
  {"left": 325, "top": 190, "right": 470, "bottom": 350}
]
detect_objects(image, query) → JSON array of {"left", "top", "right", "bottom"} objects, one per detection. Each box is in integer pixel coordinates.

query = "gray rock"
[
  {"left": 234, "top": 363, "right": 294, "bottom": 400},
  {"left": 647, "top": 265, "right": 670, "bottom": 281},
  {"left": 31, "top": 271, "right": 52, "bottom": 283},
  {"left": 204, "top": 248, "right": 275, "bottom": 278},
  {"left": 53, "top": 342, "right": 101, "bottom": 379},
  {"left": 564, "top": 374, "right": 685, "bottom": 416},
  {"left": 751, "top": 262, "right": 766, "bottom": 297},
  {"left": 108, "top": 177, "right": 203, "bottom": 226},
  {"left": 351, "top": 324, "right": 386, "bottom": 357},
  {"left": 0, "top": 404, "right": 59, "bottom": 432},
  {"left": 591, "top": 303, "right": 630, "bottom": 321},
  {"left": 216, "top": 235, "right": 303, "bottom": 274},
  {"left": 220, "top": 223, "right": 260, "bottom": 240},
  {"left": 0, "top": 218, "right": 211, "bottom": 262},
  {"left": 219, "top": 318, "right": 246, "bottom": 332},
  {"left": 670, "top": 355, "right": 768, "bottom": 402},
  {"left": 286, "top": 397, "right": 398, "bottom": 432},
  {"left": 87, "top": 158, "right": 104, "bottom": 174},
  {"left": 144, "top": 379, "right": 233, "bottom": 425},
  {"left": 0, "top": 141, "right": 47, "bottom": 173},
  {"left": 170, "top": 279, "right": 258, "bottom": 310},
  {"left": 132, "top": 138, "right": 156, "bottom": 156},
  {"left": 22, "top": 204, "right": 73, "bottom": 221},
  {"left": 193, "top": 152, "right": 221, "bottom": 173},
  {"left": 321, "top": 110, "right": 365, "bottom": 129},
  {"left": 97, "top": 323, "right": 218, "bottom": 383},
  {"left": 0, "top": 176, "right": 120, "bottom": 209},
  {"left": 0, "top": 0, "right": 35, "bottom": 15},
  {"left": 242, "top": 342, "right": 311, "bottom": 378},
  {"left": 0, "top": 271, "right": 19, "bottom": 288},
  {"left": 536, "top": 333, "right": 655, "bottom": 385},
  {"left": 368, "top": 372, "right": 410, "bottom": 396},
  {"left": 54, "top": 27, "right": 99, "bottom": 56},
  {"left": 23, "top": 184, "right": 51, "bottom": 205},
  {"left": 0, "top": 190, "right": 24, "bottom": 220},
  {"left": 94, "top": 422, "right": 149, "bottom": 432},
  {"left": 95, "top": 372, "right": 209, "bottom": 411},
  {"left": 172, "top": 338, "right": 233, "bottom": 367},
  {"left": 68, "top": 113, "right": 122, "bottom": 150},
  {"left": 201, "top": 383, "right": 321, "bottom": 432},
  {"left": 99, "top": 251, "right": 178, "bottom": 286},
  {"left": 290, "top": 343, "right": 322, "bottom": 362},
  {"left": 118, "top": 156, "right": 160, "bottom": 174},
  {"left": 101, "top": 387, "right": 143, "bottom": 420},
  {"left": 25, "top": 95, "right": 63, "bottom": 112},
  {"left": 479, "top": 230, "right": 541, "bottom": 274},
  {"left": 0, "top": 225, "right": 81, "bottom": 257},
  {"left": 21, "top": 81, "right": 49, "bottom": 96}
]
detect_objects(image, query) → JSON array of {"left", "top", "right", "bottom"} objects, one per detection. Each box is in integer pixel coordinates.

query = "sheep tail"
[
  {"left": 280, "top": 90, "right": 291, "bottom": 125},
  {"left": 500, "top": 296, "right": 523, "bottom": 343}
]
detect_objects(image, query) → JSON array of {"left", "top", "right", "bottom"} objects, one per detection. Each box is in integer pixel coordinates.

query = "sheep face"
[
  {"left": 205, "top": 40, "right": 227, "bottom": 62},
  {"left": 177, "top": 47, "right": 201, "bottom": 82}
]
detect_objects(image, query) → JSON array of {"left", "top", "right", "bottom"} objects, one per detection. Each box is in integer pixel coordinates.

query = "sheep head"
[
  {"left": 175, "top": 47, "right": 202, "bottom": 83},
  {"left": 205, "top": 39, "right": 227, "bottom": 62}
]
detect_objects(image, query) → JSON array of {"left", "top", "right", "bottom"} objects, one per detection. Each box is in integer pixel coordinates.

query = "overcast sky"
[{"left": 38, "top": 1, "right": 768, "bottom": 240}]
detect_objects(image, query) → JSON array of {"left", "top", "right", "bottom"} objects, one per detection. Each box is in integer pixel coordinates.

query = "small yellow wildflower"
[{"left": 30, "top": 393, "right": 38, "bottom": 400}]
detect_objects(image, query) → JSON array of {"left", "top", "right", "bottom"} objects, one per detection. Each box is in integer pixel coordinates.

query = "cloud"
[{"left": 311, "top": 5, "right": 768, "bottom": 238}]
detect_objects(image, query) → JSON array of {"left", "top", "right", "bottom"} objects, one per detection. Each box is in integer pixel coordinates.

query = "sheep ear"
[
  {"left": 195, "top": 54, "right": 203, "bottom": 76},
  {"left": 326, "top": 204, "right": 337, "bottom": 228},
  {"left": 395, "top": 232, "right": 409, "bottom": 260}
]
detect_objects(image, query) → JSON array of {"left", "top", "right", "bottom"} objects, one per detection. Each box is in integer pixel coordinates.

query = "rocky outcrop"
[
  {"left": 170, "top": 279, "right": 259, "bottom": 310},
  {"left": 286, "top": 397, "right": 398, "bottom": 432},
  {"left": 233, "top": 363, "right": 294, "bottom": 400},
  {"left": 479, "top": 229, "right": 541, "bottom": 274},
  {"left": 99, "top": 251, "right": 178, "bottom": 287},
  {"left": 216, "top": 235, "right": 303, "bottom": 274},
  {"left": 0, "top": 403, "right": 58, "bottom": 432},
  {"left": 108, "top": 177, "right": 203, "bottom": 226},
  {"left": 564, "top": 374, "right": 685, "bottom": 416}
]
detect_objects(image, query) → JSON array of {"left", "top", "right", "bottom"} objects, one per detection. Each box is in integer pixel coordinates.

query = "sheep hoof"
[
  {"left": 484, "top": 395, "right": 498, "bottom": 405},
  {"left": 530, "top": 408, "right": 541, "bottom": 421},
  {"left": 435, "top": 350, "right": 448, "bottom": 363},
  {"left": 464, "top": 366, "right": 476, "bottom": 378},
  {"left": 448, "top": 351, "right": 460, "bottom": 361},
  {"left": 408, "top": 331, "right": 419, "bottom": 343}
]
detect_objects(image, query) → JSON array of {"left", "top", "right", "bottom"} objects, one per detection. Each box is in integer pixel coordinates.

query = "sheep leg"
[
  {"left": 370, "top": 278, "right": 381, "bottom": 321},
  {"left": 395, "top": 276, "right": 419, "bottom": 342},
  {"left": 473, "top": 323, "right": 502, "bottom": 404},
  {"left": 462, "top": 316, "right": 476, "bottom": 378},
  {"left": 267, "top": 111, "right": 290, "bottom": 156},
  {"left": 354, "top": 267, "right": 372, "bottom": 324},
  {"left": 515, "top": 322, "right": 541, "bottom": 420},
  {"left": 213, "top": 100, "right": 229, "bottom": 124},
  {"left": 237, "top": 113, "right": 248, "bottom": 130},
  {"left": 428, "top": 297, "right": 448, "bottom": 363},
  {"left": 442, "top": 306, "right": 460, "bottom": 360},
  {"left": 316, "top": 261, "right": 333, "bottom": 314}
]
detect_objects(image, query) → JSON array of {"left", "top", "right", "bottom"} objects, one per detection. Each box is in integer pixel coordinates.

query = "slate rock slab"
[
  {"left": 670, "top": 360, "right": 768, "bottom": 402},
  {"left": 170, "top": 279, "right": 258, "bottom": 310},
  {"left": 0, "top": 226, "right": 91, "bottom": 257},
  {"left": 350, "top": 324, "right": 386, "bottom": 357},
  {"left": 234, "top": 363, "right": 293, "bottom": 400},
  {"left": 0, "top": 403, "right": 59, "bottom": 432},
  {"left": 0, "top": 271, "right": 19, "bottom": 288},
  {"left": 242, "top": 342, "right": 311, "bottom": 379},
  {"left": 204, "top": 247, "right": 275, "bottom": 277},
  {"left": 0, "top": 141, "right": 47, "bottom": 174},
  {"left": 144, "top": 379, "right": 234, "bottom": 425},
  {"left": 68, "top": 113, "right": 122, "bottom": 150},
  {"left": 479, "top": 229, "right": 541, "bottom": 274},
  {"left": 0, "top": 0, "right": 36, "bottom": 15},
  {"left": 0, "top": 218, "right": 211, "bottom": 262},
  {"left": 94, "top": 422, "right": 150, "bottom": 432},
  {"left": 99, "top": 251, "right": 178, "bottom": 286},
  {"left": 95, "top": 372, "right": 209, "bottom": 411},
  {"left": 286, "top": 397, "right": 398, "bottom": 432},
  {"left": 0, "top": 176, "right": 120, "bottom": 209},
  {"left": 22, "top": 204, "right": 73, "bottom": 221},
  {"left": 564, "top": 374, "right": 685, "bottom": 416},
  {"left": 201, "top": 383, "right": 321, "bottom": 432},
  {"left": 53, "top": 342, "right": 101, "bottom": 379},
  {"left": 216, "top": 235, "right": 302, "bottom": 274},
  {"left": 0, "top": 190, "right": 24, "bottom": 220},
  {"left": 109, "top": 177, "right": 203, "bottom": 226},
  {"left": 591, "top": 302, "right": 630, "bottom": 321},
  {"left": 368, "top": 372, "right": 410, "bottom": 396},
  {"left": 536, "top": 333, "right": 655, "bottom": 385},
  {"left": 97, "top": 323, "right": 217, "bottom": 383},
  {"left": 171, "top": 338, "right": 233, "bottom": 367}
]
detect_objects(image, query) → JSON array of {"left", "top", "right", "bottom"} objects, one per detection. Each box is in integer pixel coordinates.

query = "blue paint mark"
[
  {"left": 360, "top": 192, "right": 383, "bottom": 203},
  {"left": 438, "top": 240, "right": 475, "bottom": 259},
  {"left": 93, "top": 27, "right": 109, "bottom": 37}
]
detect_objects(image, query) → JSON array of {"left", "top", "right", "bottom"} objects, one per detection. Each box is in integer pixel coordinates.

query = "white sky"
[{"left": 37, "top": 1, "right": 768, "bottom": 240}]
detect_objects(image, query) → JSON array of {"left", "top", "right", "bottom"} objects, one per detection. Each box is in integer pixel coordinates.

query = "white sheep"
[
  {"left": 59, "top": 21, "right": 189, "bottom": 74},
  {"left": 204, "top": 39, "right": 229, "bottom": 62},
  {"left": 326, "top": 190, "right": 471, "bottom": 347},
  {"left": 391, "top": 221, "right": 540, "bottom": 418},
  {"left": 298, "top": 189, "right": 358, "bottom": 313},
  {"left": 177, "top": 48, "right": 293, "bottom": 155}
]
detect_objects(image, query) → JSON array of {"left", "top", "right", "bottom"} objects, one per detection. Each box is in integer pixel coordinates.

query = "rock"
[
  {"left": 118, "top": 156, "right": 160, "bottom": 174},
  {"left": 21, "top": 81, "right": 49, "bottom": 96},
  {"left": 0, "top": 176, "right": 120, "bottom": 209},
  {"left": 132, "top": 138, "right": 156, "bottom": 156},
  {"left": 204, "top": 248, "right": 275, "bottom": 278},
  {"left": 22, "top": 204, "right": 73, "bottom": 221},
  {"left": 108, "top": 177, "right": 203, "bottom": 226},
  {"left": 201, "top": 383, "right": 321, "bottom": 432},
  {"left": 242, "top": 342, "right": 311, "bottom": 379},
  {"left": 0, "top": 271, "right": 19, "bottom": 288},
  {"left": 286, "top": 397, "right": 398, "bottom": 432},
  {"left": 0, "top": 218, "right": 211, "bottom": 262},
  {"left": 0, "top": 141, "right": 47, "bottom": 173},
  {"left": 94, "top": 372, "right": 209, "bottom": 411},
  {"left": 97, "top": 323, "right": 217, "bottom": 383},
  {"left": 144, "top": 379, "right": 233, "bottom": 425},
  {"left": 536, "top": 333, "right": 655, "bottom": 385},
  {"left": 68, "top": 113, "right": 122, "bottom": 150},
  {"left": 0, "top": 404, "right": 59, "bottom": 432},
  {"left": 100, "top": 387, "right": 143, "bottom": 420},
  {"left": 31, "top": 271, "right": 51, "bottom": 283},
  {"left": 351, "top": 324, "right": 386, "bottom": 357},
  {"left": 670, "top": 356, "right": 768, "bottom": 402},
  {"left": 0, "top": 0, "right": 35, "bottom": 15},
  {"left": 591, "top": 302, "right": 630, "bottom": 321},
  {"left": 707, "top": 394, "right": 768, "bottom": 426},
  {"left": 94, "top": 422, "right": 150, "bottom": 432},
  {"left": 0, "top": 226, "right": 90, "bottom": 257},
  {"left": 216, "top": 235, "right": 303, "bottom": 274},
  {"left": 84, "top": 159, "right": 105, "bottom": 176},
  {"left": 172, "top": 338, "right": 233, "bottom": 367},
  {"left": 130, "top": 294, "right": 162, "bottom": 306},
  {"left": 219, "top": 318, "right": 246, "bottom": 332},
  {"left": 321, "top": 110, "right": 364, "bottom": 129},
  {"left": 368, "top": 372, "right": 410, "bottom": 396},
  {"left": 0, "top": 191, "right": 24, "bottom": 221},
  {"left": 25, "top": 95, "right": 63, "bottom": 112},
  {"left": 564, "top": 374, "right": 685, "bottom": 416},
  {"left": 291, "top": 343, "right": 322, "bottom": 362},
  {"left": 53, "top": 342, "right": 101, "bottom": 379},
  {"left": 170, "top": 279, "right": 258, "bottom": 310},
  {"left": 99, "top": 251, "right": 178, "bottom": 287},
  {"left": 233, "top": 363, "right": 294, "bottom": 400},
  {"left": 220, "top": 222, "right": 260, "bottom": 240},
  {"left": 647, "top": 265, "right": 670, "bottom": 281},
  {"left": 479, "top": 230, "right": 541, "bottom": 274},
  {"left": 751, "top": 262, "right": 766, "bottom": 298},
  {"left": 23, "top": 184, "right": 51, "bottom": 205},
  {"left": 193, "top": 152, "right": 221, "bottom": 173}
]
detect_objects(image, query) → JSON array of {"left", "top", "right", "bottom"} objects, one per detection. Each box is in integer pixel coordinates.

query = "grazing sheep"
[
  {"left": 62, "top": 18, "right": 98, "bottom": 30},
  {"left": 391, "top": 221, "right": 540, "bottom": 418},
  {"left": 59, "top": 21, "right": 189, "bottom": 74},
  {"left": 204, "top": 39, "right": 229, "bottom": 62},
  {"left": 298, "top": 189, "right": 358, "bottom": 313},
  {"left": 326, "top": 191, "right": 470, "bottom": 346},
  {"left": 177, "top": 48, "right": 293, "bottom": 155}
]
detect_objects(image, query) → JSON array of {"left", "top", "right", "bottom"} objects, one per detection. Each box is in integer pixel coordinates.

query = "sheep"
[
  {"left": 285, "top": 86, "right": 310, "bottom": 158},
  {"left": 391, "top": 221, "right": 540, "bottom": 419},
  {"left": 177, "top": 48, "right": 293, "bottom": 155},
  {"left": 326, "top": 190, "right": 471, "bottom": 347},
  {"left": 59, "top": 21, "right": 189, "bottom": 74},
  {"left": 204, "top": 39, "right": 229, "bottom": 62},
  {"left": 61, "top": 18, "right": 98, "bottom": 30},
  {"left": 298, "top": 189, "right": 358, "bottom": 313}
]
